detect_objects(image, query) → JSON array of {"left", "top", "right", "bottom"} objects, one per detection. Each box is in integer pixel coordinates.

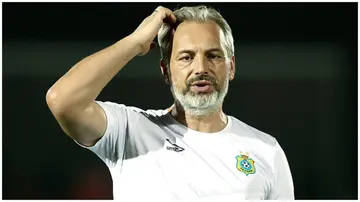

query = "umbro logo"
[{"left": 165, "top": 139, "right": 185, "bottom": 152}]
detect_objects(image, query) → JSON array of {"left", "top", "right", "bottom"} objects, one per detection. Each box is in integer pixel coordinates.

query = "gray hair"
[{"left": 157, "top": 5, "right": 235, "bottom": 68}]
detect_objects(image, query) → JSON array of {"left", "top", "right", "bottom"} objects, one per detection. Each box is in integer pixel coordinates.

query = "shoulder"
[
  {"left": 229, "top": 116, "right": 277, "bottom": 148},
  {"left": 96, "top": 100, "right": 168, "bottom": 119}
]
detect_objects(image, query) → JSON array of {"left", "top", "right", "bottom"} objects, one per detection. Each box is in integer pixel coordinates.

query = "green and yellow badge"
[{"left": 236, "top": 152, "right": 256, "bottom": 176}]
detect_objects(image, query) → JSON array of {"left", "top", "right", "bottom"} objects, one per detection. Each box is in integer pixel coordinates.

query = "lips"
[
  {"left": 190, "top": 80, "right": 214, "bottom": 93},
  {"left": 191, "top": 80, "right": 213, "bottom": 87}
]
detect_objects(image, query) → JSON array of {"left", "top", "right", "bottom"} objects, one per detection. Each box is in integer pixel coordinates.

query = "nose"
[{"left": 194, "top": 55, "right": 209, "bottom": 75}]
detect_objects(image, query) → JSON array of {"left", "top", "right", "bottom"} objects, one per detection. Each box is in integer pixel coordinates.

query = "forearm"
[{"left": 46, "top": 35, "right": 140, "bottom": 112}]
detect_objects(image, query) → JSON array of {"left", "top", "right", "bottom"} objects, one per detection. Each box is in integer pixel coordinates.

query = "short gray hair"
[{"left": 157, "top": 5, "right": 235, "bottom": 68}]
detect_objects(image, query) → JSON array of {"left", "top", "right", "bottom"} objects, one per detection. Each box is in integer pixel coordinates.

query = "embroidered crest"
[{"left": 236, "top": 152, "right": 256, "bottom": 176}]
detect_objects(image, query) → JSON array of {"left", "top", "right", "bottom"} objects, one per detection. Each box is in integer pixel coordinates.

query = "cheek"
[
  {"left": 215, "top": 65, "right": 229, "bottom": 81},
  {"left": 170, "top": 74, "right": 185, "bottom": 89},
  {"left": 170, "top": 68, "right": 189, "bottom": 86}
]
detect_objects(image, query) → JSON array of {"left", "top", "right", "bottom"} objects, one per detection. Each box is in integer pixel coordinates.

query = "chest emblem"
[{"left": 236, "top": 152, "right": 256, "bottom": 176}]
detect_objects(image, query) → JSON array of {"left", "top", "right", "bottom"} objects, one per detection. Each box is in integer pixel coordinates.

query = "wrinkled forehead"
[{"left": 171, "top": 21, "right": 226, "bottom": 53}]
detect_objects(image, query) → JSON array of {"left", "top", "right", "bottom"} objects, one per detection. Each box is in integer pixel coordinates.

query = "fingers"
[{"left": 154, "top": 6, "right": 176, "bottom": 24}]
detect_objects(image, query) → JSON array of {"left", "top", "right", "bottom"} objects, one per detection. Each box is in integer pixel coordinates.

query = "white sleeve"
[
  {"left": 75, "top": 101, "right": 138, "bottom": 168},
  {"left": 267, "top": 141, "right": 295, "bottom": 200}
]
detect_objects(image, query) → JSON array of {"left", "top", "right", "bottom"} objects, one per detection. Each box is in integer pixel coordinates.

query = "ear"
[
  {"left": 160, "top": 59, "right": 170, "bottom": 84},
  {"left": 229, "top": 56, "right": 235, "bottom": 81}
]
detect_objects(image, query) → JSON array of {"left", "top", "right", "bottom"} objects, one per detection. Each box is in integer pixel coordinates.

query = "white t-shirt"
[{"left": 76, "top": 101, "right": 294, "bottom": 201}]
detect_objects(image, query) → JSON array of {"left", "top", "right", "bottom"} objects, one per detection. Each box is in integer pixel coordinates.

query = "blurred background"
[{"left": 2, "top": 2, "right": 358, "bottom": 199}]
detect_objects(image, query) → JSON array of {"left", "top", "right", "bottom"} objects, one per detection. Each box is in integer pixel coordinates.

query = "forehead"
[{"left": 172, "top": 21, "right": 225, "bottom": 52}]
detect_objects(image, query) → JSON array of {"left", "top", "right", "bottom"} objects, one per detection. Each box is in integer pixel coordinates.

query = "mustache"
[{"left": 186, "top": 74, "right": 218, "bottom": 87}]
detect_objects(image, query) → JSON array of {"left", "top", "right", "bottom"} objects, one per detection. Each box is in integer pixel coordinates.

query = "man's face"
[{"left": 166, "top": 21, "right": 235, "bottom": 116}]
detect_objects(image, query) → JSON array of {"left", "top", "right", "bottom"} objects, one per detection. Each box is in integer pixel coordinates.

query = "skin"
[
  {"left": 46, "top": 5, "right": 235, "bottom": 148},
  {"left": 162, "top": 21, "right": 236, "bottom": 133},
  {"left": 46, "top": 6, "right": 176, "bottom": 146}
]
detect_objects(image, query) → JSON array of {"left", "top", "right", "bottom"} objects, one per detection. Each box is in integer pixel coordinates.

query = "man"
[{"left": 46, "top": 5, "right": 294, "bottom": 201}]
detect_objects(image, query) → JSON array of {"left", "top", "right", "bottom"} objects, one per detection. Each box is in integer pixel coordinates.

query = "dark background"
[{"left": 3, "top": 2, "right": 358, "bottom": 199}]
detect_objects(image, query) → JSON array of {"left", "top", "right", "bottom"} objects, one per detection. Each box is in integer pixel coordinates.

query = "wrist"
[
  {"left": 125, "top": 34, "right": 142, "bottom": 56},
  {"left": 113, "top": 35, "right": 142, "bottom": 57}
]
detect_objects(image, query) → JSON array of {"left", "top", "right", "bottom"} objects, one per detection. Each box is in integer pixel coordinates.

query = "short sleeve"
[
  {"left": 75, "top": 101, "right": 139, "bottom": 168},
  {"left": 267, "top": 141, "right": 295, "bottom": 200}
]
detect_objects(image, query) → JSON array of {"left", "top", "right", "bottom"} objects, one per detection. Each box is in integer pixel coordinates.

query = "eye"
[
  {"left": 207, "top": 54, "right": 221, "bottom": 60},
  {"left": 179, "top": 56, "right": 192, "bottom": 61}
]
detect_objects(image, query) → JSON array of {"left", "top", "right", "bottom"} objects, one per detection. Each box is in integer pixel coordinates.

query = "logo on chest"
[
  {"left": 235, "top": 152, "right": 256, "bottom": 176},
  {"left": 165, "top": 138, "right": 185, "bottom": 153}
]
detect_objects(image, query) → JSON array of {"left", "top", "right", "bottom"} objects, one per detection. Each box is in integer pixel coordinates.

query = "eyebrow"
[{"left": 177, "top": 48, "right": 224, "bottom": 55}]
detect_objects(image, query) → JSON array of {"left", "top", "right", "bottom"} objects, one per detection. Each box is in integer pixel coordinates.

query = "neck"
[{"left": 168, "top": 102, "right": 228, "bottom": 133}]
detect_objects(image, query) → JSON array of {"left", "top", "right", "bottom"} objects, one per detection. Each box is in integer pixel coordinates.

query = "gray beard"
[{"left": 170, "top": 74, "right": 229, "bottom": 119}]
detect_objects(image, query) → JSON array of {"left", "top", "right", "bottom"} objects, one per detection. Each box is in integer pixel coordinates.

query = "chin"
[
  {"left": 181, "top": 93, "right": 222, "bottom": 114},
  {"left": 171, "top": 83, "right": 227, "bottom": 117}
]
